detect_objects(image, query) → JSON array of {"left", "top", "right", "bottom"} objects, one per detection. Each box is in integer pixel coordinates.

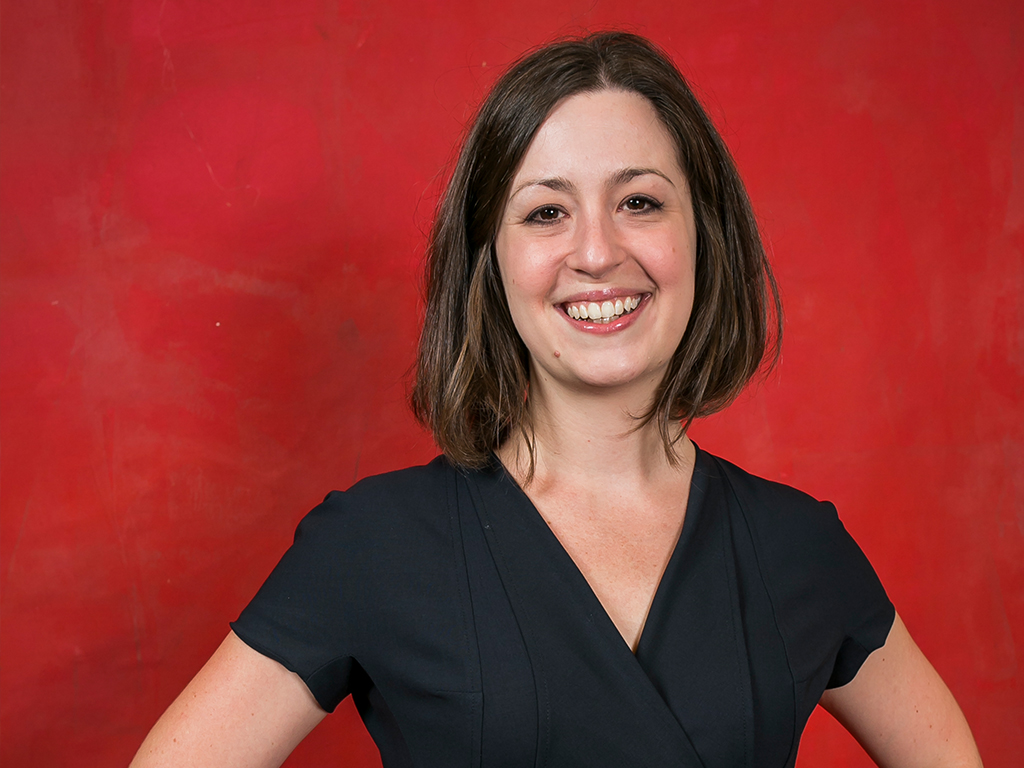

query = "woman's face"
[{"left": 495, "top": 88, "right": 697, "bottom": 397}]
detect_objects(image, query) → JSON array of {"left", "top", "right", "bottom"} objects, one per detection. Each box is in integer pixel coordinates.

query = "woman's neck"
[{"left": 496, "top": 371, "right": 692, "bottom": 493}]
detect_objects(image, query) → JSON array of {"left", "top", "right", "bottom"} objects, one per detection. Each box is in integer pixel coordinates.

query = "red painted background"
[{"left": 2, "top": 1, "right": 1021, "bottom": 765}]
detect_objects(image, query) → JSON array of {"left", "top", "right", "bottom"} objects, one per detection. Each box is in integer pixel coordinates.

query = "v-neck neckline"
[
  {"left": 488, "top": 444, "right": 708, "bottom": 656},
  {"left": 463, "top": 445, "right": 729, "bottom": 767}
]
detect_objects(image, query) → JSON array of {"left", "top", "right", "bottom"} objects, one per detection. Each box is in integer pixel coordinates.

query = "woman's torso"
[{"left": 231, "top": 445, "right": 894, "bottom": 767}]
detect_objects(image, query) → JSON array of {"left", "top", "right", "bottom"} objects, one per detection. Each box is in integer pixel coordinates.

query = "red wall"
[{"left": 2, "top": 1, "right": 1021, "bottom": 765}]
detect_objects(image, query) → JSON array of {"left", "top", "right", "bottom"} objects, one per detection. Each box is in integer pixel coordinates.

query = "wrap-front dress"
[{"left": 232, "top": 445, "right": 894, "bottom": 767}]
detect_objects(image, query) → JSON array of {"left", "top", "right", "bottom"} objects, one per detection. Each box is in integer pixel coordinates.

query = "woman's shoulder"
[
  {"left": 696, "top": 447, "right": 867, "bottom": 574},
  {"left": 293, "top": 455, "right": 457, "bottom": 550},
  {"left": 327, "top": 453, "right": 454, "bottom": 507},
  {"left": 699, "top": 448, "right": 835, "bottom": 525},
  {"left": 698, "top": 446, "right": 890, "bottom": 615}
]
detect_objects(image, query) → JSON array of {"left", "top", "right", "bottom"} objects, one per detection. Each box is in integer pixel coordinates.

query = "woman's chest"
[
  {"left": 354, "top": 465, "right": 813, "bottom": 768},
  {"left": 535, "top": 503, "right": 686, "bottom": 652},
  {"left": 524, "top": 477, "right": 692, "bottom": 652}
]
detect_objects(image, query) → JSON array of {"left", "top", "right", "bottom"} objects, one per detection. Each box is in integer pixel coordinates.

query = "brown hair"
[{"left": 411, "top": 31, "right": 782, "bottom": 469}]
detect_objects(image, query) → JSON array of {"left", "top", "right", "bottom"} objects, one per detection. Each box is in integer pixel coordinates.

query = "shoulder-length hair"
[{"left": 411, "top": 31, "right": 781, "bottom": 469}]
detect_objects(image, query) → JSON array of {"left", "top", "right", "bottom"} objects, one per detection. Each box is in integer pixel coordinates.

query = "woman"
[{"left": 131, "top": 32, "right": 981, "bottom": 767}]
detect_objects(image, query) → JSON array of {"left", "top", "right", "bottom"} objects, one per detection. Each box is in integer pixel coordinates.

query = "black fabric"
[{"left": 231, "top": 445, "right": 894, "bottom": 767}]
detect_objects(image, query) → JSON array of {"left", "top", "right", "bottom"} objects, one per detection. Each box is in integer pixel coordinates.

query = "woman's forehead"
[{"left": 511, "top": 90, "right": 685, "bottom": 188}]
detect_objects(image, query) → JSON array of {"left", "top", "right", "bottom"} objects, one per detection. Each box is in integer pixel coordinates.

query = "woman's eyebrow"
[
  {"left": 608, "top": 167, "right": 675, "bottom": 188},
  {"left": 509, "top": 168, "right": 675, "bottom": 201},
  {"left": 509, "top": 176, "right": 576, "bottom": 200}
]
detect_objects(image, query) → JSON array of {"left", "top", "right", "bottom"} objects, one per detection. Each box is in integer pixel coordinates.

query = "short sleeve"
[
  {"left": 821, "top": 507, "right": 895, "bottom": 689},
  {"left": 769, "top": 498, "right": 895, "bottom": 689},
  {"left": 231, "top": 492, "right": 358, "bottom": 712}
]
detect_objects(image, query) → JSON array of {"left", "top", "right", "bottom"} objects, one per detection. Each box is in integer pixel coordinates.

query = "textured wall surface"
[{"left": 1, "top": 1, "right": 1021, "bottom": 765}]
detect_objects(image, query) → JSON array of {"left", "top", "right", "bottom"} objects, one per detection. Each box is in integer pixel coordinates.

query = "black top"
[{"left": 232, "top": 445, "right": 894, "bottom": 767}]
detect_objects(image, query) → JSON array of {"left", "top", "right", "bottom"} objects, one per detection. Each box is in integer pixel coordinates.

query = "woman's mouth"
[{"left": 562, "top": 294, "right": 643, "bottom": 324}]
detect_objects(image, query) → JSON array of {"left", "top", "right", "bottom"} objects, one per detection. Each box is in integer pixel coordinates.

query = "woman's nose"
[{"left": 567, "top": 211, "right": 625, "bottom": 278}]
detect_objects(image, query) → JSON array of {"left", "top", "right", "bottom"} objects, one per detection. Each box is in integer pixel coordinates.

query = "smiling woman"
[
  {"left": 494, "top": 90, "right": 697, "bottom": 399},
  {"left": 130, "top": 31, "right": 983, "bottom": 768},
  {"left": 412, "top": 34, "right": 781, "bottom": 475}
]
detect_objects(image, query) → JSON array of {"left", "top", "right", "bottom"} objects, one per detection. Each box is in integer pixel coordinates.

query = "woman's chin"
[{"left": 556, "top": 366, "right": 664, "bottom": 395}]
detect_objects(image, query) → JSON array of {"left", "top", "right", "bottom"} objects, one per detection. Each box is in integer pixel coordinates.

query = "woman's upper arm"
[
  {"left": 130, "top": 631, "right": 328, "bottom": 768},
  {"left": 819, "top": 612, "right": 982, "bottom": 768}
]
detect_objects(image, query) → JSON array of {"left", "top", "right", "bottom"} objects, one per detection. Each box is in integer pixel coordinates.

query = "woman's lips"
[
  {"left": 558, "top": 293, "right": 650, "bottom": 332},
  {"left": 563, "top": 294, "right": 642, "bottom": 323}
]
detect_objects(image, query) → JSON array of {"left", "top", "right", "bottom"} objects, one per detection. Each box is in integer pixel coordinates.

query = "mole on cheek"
[{"left": 553, "top": 350, "right": 561, "bottom": 358}]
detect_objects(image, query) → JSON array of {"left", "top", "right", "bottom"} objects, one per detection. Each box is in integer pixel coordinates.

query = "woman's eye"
[
  {"left": 527, "top": 205, "right": 564, "bottom": 223},
  {"left": 622, "top": 196, "right": 661, "bottom": 213}
]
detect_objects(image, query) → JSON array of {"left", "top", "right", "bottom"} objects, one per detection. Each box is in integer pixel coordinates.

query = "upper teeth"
[{"left": 566, "top": 295, "right": 641, "bottom": 322}]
